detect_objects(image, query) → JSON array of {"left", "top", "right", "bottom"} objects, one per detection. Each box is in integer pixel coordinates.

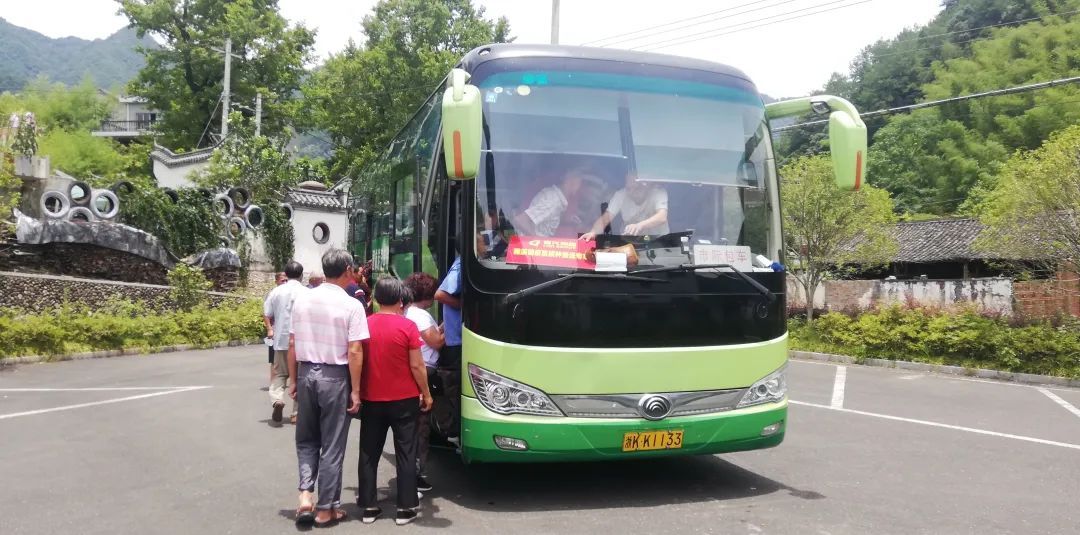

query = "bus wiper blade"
[
  {"left": 634, "top": 263, "right": 776, "bottom": 302},
  {"left": 503, "top": 273, "right": 667, "bottom": 305}
]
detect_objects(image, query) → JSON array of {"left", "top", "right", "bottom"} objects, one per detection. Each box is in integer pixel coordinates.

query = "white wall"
[
  {"left": 291, "top": 207, "right": 349, "bottom": 276},
  {"left": 786, "top": 275, "right": 826, "bottom": 310},
  {"left": 870, "top": 278, "right": 1014, "bottom": 315},
  {"left": 153, "top": 160, "right": 208, "bottom": 191}
]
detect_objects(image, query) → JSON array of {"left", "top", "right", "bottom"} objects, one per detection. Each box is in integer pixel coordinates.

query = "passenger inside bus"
[
  {"left": 508, "top": 165, "right": 596, "bottom": 237},
  {"left": 579, "top": 171, "right": 669, "bottom": 241}
]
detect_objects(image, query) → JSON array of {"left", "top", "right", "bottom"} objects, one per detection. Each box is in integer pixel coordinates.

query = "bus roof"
[{"left": 459, "top": 44, "right": 756, "bottom": 87}]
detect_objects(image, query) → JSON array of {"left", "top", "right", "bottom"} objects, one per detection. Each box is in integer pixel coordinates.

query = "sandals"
[
  {"left": 314, "top": 509, "right": 347, "bottom": 528},
  {"left": 295, "top": 503, "right": 315, "bottom": 526}
]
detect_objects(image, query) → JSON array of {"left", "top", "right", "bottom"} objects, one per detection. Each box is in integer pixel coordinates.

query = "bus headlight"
[
  {"left": 468, "top": 364, "right": 564, "bottom": 417},
  {"left": 737, "top": 365, "right": 787, "bottom": 408}
]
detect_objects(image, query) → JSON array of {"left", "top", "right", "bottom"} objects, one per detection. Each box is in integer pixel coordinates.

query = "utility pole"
[
  {"left": 221, "top": 37, "right": 232, "bottom": 138},
  {"left": 550, "top": 0, "right": 560, "bottom": 45},
  {"left": 254, "top": 92, "right": 262, "bottom": 138}
]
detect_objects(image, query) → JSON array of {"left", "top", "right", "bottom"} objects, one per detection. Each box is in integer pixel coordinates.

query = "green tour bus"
[{"left": 350, "top": 44, "right": 865, "bottom": 463}]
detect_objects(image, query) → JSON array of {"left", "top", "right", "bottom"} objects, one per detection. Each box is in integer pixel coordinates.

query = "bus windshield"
[{"left": 473, "top": 69, "right": 773, "bottom": 272}]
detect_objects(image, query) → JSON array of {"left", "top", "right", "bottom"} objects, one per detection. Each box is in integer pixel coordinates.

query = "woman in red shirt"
[{"left": 356, "top": 277, "right": 434, "bottom": 526}]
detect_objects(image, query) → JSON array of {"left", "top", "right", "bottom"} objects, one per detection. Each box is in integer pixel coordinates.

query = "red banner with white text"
[{"left": 506, "top": 235, "right": 596, "bottom": 269}]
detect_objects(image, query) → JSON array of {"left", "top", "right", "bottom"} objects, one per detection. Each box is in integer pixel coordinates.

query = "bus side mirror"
[
  {"left": 766, "top": 95, "right": 867, "bottom": 190},
  {"left": 441, "top": 68, "right": 482, "bottom": 180},
  {"left": 826, "top": 103, "right": 866, "bottom": 191}
]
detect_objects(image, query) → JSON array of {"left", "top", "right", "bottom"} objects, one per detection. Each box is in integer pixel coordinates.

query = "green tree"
[
  {"left": 303, "top": 0, "right": 510, "bottom": 197},
  {"left": 0, "top": 78, "right": 111, "bottom": 132},
  {"left": 868, "top": 111, "right": 1007, "bottom": 214},
  {"left": 776, "top": 0, "right": 1080, "bottom": 162},
  {"left": 117, "top": 0, "right": 315, "bottom": 149},
  {"left": 38, "top": 130, "right": 126, "bottom": 177},
  {"left": 781, "top": 155, "right": 897, "bottom": 323},
  {"left": 0, "top": 150, "right": 20, "bottom": 237},
  {"left": 973, "top": 125, "right": 1080, "bottom": 268},
  {"left": 923, "top": 13, "right": 1080, "bottom": 152},
  {"left": 194, "top": 113, "right": 297, "bottom": 270},
  {"left": 118, "top": 177, "right": 224, "bottom": 257}
]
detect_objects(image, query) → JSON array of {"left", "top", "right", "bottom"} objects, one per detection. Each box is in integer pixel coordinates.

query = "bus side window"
[{"left": 428, "top": 153, "right": 448, "bottom": 271}]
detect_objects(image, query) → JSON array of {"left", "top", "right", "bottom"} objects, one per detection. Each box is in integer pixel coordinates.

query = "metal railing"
[{"left": 95, "top": 120, "right": 157, "bottom": 133}]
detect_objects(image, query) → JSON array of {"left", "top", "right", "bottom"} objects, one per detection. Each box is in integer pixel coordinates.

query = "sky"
[{"left": 1, "top": 0, "right": 943, "bottom": 97}]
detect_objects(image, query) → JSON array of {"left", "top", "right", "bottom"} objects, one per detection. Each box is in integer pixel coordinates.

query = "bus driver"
[{"left": 580, "top": 172, "right": 669, "bottom": 241}]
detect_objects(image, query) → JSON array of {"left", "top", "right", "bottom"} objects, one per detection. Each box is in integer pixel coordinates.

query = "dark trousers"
[
  {"left": 295, "top": 362, "right": 351, "bottom": 510},
  {"left": 416, "top": 367, "right": 436, "bottom": 475},
  {"left": 357, "top": 397, "right": 421, "bottom": 510},
  {"left": 434, "top": 345, "right": 461, "bottom": 438}
]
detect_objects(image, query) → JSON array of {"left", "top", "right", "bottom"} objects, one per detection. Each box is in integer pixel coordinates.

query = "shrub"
[
  {"left": 789, "top": 305, "right": 1080, "bottom": 378},
  {"left": 168, "top": 264, "right": 213, "bottom": 311},
  {"left": 0, "top": 299, "right": 263, "bottom": 359}
]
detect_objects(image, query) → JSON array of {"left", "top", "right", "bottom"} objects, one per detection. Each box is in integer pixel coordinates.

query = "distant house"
[
  {"left": 848, "top": 218, "right": 1046, "bottom": 280},
  {"left": 91, "top": 92, "right": 159, "bottom": 142}
]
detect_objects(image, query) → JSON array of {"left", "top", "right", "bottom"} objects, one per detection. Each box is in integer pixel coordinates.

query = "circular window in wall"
[{"left": 313, "top": 222, "right": 330, "bottom": 244}]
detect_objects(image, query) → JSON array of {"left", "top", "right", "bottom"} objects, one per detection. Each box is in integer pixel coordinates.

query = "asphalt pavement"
[{"left": 1, "top": 346, "right": 1078, "bottom": 534}]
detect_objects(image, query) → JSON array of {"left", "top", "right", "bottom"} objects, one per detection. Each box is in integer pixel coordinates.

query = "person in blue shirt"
[{"left": 433, "top": 256, "right": 462, "bottom": 440}]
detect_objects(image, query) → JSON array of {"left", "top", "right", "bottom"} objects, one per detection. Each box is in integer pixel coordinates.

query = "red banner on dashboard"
[{"left": 506, "top": 235, "right": 596, "bottom": 269}]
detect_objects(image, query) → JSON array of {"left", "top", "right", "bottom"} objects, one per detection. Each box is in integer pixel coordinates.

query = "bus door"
[{"left": 389, "top": 157, "right": 423, "bottom": 277}]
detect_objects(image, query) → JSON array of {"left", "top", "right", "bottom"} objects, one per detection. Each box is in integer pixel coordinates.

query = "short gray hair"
[
  {"left": 321, "top": 248, "right": 353, "bottom": 279},
  {"left": 373, "top": 276, "right": 411, "bottom": 306}
]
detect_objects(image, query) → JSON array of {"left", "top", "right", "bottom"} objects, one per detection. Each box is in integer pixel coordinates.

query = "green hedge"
[
  {"left": 790, "top": 306, "right": 1080, "bottom": 379},
  {"left": 0, "top": 299, "right": 263, "bottom": 359}
]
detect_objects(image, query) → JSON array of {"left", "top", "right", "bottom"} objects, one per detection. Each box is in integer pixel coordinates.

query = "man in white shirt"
[
  {"left": 264, "top": 261, "right": 307, "bottom": 424},
  {"left": 511, "top": 166, "right": 595, "bottom": 237},
  {"left": 581, "top": 172, "right": 669, "bottom": 240},
  {"left": 287, "top": 249, "right": 369, "bottom": 527}
]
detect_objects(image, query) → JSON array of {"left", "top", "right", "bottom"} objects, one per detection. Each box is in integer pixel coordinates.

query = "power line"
[
  {"left": 868, "top": 8, "right": 1080, "bottom": 61},
  {"left": 196, "top": 93, "right": 224, "bottom": 148},
  {"left": 583, "top": 0, "right": 799, "bottom": 48},
  {"left": 885, "top": 7, "right": 1080, "bottom": 48},
  {"left": 772, "top": 75, "right": 1080, "bottom": 132},
  {"left": 635, "top": 0, "right": 876, "bottom": 52}
]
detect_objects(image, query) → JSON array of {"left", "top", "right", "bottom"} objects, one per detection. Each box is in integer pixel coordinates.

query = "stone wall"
[
  {"left": 0, "top": 271, "right": 247, "bottom": 313},
  {"left": 0, "top": 242, "right": 169, "bottom": 285}
]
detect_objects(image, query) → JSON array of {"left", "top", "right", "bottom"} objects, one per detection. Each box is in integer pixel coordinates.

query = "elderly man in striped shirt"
[{"left": 287, "top": 249, "right": 368, "bottom": 527}]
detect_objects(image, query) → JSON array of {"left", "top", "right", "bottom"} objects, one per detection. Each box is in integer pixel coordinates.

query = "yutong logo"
[{"left": 637, "top": 394, "right": 673, "bottom": 420}]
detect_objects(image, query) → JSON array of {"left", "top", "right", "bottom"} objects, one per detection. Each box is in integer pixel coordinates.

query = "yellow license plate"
[{"left": 622, "top": 429, "right": 684, "bottom": 452}]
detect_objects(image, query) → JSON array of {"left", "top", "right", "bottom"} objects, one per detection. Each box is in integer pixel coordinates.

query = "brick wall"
[
  {"left": 0, "top": 271, "right": 247, "bottom": 313},
  {"left": 1013, "top": 272, "right": 1080, "bottom": 318}
]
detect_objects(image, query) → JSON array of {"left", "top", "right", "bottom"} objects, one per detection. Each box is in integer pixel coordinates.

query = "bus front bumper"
[{"left": 459, "top": 396, "right": 786, "bottom": 463}]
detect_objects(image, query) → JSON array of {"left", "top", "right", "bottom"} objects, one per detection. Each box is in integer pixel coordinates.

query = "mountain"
[{"left": 0, "top": 18, "right": 152, "bottom": 90}]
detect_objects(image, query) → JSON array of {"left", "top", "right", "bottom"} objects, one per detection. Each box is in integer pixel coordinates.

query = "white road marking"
[
  {"left": 1038, "top": 388, "right": 1080, "bottom": 420},
  {"left": 0, "top": 386, "right": 210, "bottom": 420},
  {"left": 789, "top": 359, "right": 1078, "bottom": 393},
  {"left": 790, "top": 400, "right": 1080, "bottom": 451},
  {"left": 830, "top": 366, "right": 847, "bottom": 409},
  {"left": 0, "top": 387, "right": 208, "bottom": 392}
]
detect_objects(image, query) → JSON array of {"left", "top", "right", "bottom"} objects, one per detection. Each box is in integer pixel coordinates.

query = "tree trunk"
[{"left": 805, "top": 278, "right": 819, "bottom": 325}]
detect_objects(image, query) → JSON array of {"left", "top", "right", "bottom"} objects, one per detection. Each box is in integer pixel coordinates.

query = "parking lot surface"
[{"left": 1, "top": 346, "right": 1078, "bottom": 534}]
